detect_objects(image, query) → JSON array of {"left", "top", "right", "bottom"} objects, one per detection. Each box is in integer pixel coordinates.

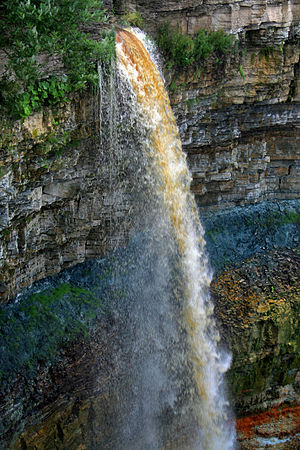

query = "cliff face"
[
  {"left": 114, "top": 0, "right": 300, "bottom": 35},
  {"left": 172, "top": 51, "right": 300, "bottom": 209},
  {"left": 1, "top": 0, "right": 299, "bottom": 301},
  {"left": 109, "top": 1, "right": 300, "bottom": 209},
  {"left": 0, "top": 92, "right": 135, "bottom": 302},
  {"left": 0, "top": 1, "right": 299, "bottom": 448},
  {"left": 212, "top": 246, "right": 299, "bottom": 447},
  {"left": 3, "top": 206, "right": 298, "bottom": 450}
]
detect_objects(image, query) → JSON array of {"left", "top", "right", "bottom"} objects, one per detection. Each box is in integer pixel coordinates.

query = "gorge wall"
[
  {"left": 0, "top": 91, "right": 134, "bottom": 303},
  {"left": 113, "top": 0, "right": 300, "bottom": 209},
  {"left": 0, "top": 0, "right": 299, "bottom": 448},
  {"left": 1, "top": 0, "right": 299, "bottom": 302}
]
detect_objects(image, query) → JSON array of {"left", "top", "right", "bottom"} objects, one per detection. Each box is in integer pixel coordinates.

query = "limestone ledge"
[
  {"left": 168, "top": 41, "right": 300, "bottom": 208},
  {"left": 111, "top": 0, "right": 300, "bottom": 36},
  {"left": 0, "top": 92, "right": 132, "bottom": 303},
  {"left": 1, "top": 0, "right": 300, "bottom": 302}
]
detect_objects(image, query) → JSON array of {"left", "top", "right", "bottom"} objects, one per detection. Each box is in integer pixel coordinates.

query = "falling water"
[{"left": 114, "top": 28, "right": 236, "bottom": 449}]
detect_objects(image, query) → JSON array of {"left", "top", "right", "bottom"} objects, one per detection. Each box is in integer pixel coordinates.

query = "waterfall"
[{"left": 112, "top": 28, "right": 236, "bottom": 449}]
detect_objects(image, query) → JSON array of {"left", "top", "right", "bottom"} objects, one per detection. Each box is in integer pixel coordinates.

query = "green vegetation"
[
  {"left": 253, "top": 207, "right": 300, "bottom": 230},
  {"left": 0, "top": 166, "right": 9, "bottom": 179},
  {"left": 228, "top": 291, "right": 300, "bottom": 401},
  {"left": 121, "top": 11, "right": 143, "bottom": 28},
  {"left": 0, "top": 282, "right": 106, "bottom": 380},
  {"left": 156, "top": 22, "right": 235, "bottom": 70},
  {"left": 1, "top": 228, "right": 11, "bottom": 238},
  {"left": 0, "top": 0, "right": 115, "bottom": 120},
  {"left": 259, "top": 46, "right": 275, "bottom": 61},
  {"left": 0, "top": 251, "right": 131, "bottom": 382},
  {"left": 281, "top": 210, "right": 300, "bottom": 226},
  {"left": 239, "top": 65, "right": 245, "bottom": 79},
  {"left": 169, "top": 80, "right": 178, "bottom": 93}
]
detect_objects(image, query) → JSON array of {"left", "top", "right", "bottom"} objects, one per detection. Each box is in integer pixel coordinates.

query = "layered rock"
[
  {"left": 170, "top": 35, "right": 300, "bottom": 210},
  {"left": 0, "top": 90, "right": 134, "bottom": 303},
  {"left": 1, "top": 0, "right": 299, "bottom": 301},
  {"left": 2, "top": 204, "right": 298, "bottom": 450},
  {"left": 112, "top": 0, "right": 300, "bottom": 209},
  {"left": 0, "top": 1, "right": 300, "bottom": 448},
  {"left": 113, "top": 0, "right": 300, "bottom": 36},
  {"left": 2, "top": 313, "right": 122, "bottom": 450},
  {"left": 212, "top": 247, "right": 300, "bottom": 448}
]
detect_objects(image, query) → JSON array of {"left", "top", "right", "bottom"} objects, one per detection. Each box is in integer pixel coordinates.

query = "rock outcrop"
[
  {"left": 1, "top": 204, "right": 298, "bottom": 450},
  {"left": 110, "top": 0, "right": 300, "bottom": 37},
  {"left": 108, "top": 1, "right": 300, "bottom": 210},
  {"left": 0, "top": 91, "right": 134, "bottom": 303},
  {"left": 212, "top": 247, "right": 300, "bottom": 448},
  {"left": 1, "top": 0, "right": 299, "bottom": 301},
  {"left": 1, "top": 0, "right": 299, "bottom": 448}
]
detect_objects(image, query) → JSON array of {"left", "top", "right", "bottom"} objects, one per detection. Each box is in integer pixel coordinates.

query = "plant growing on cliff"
[
  {"left": 0, "top": 0, "right": 115, "bottom": 120},
  {"left": 239, "top": 65, "right": 245, "bottom": 79},
  {"left": 0, "top": 281, "right": 106, "bottom": 381},
  {"left": 121, "top": 11, "right": 143, "bottom": 28},
  {"left": 156, "top": 23, "right": 235, "bottom": 70},
  {"left": 156, "top": 23, "right": 195, "bottom": 68}
]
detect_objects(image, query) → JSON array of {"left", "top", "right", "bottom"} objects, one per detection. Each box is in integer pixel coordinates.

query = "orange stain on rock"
[{"left": 236, "top": 406, "right": 300, "bottom": 439}]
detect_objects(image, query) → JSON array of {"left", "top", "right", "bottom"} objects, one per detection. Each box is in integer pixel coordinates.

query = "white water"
[{"left": 115, "top": 28, "right": 236, "bottom": 449}]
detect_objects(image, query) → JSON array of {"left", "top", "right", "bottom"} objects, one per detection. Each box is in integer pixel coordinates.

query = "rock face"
[
  {"left": 168, "top": 28, "right": 300, "bottom": 211},
  {"left": 173, "top": 70, "right": 300, "bottom": 209},
  {"left": 112, "top": 1, "right": 300, "bottom": 209},
  {"left": 1, "top": 0, "right": 299, "bottom": 301},
  {"left": 114, "top": 0, "right": 300, "bottom": 36},
  {"left": 212, "top": 247, "right": 300, "bottom": 448},
  {"left": 3, "top": 314, "right": 123, "bottom": 450},
  {"left": 0, "top": 0, "right": 300, "bottom": 448},
  {"left": 1, "top": 204, "right": 298, "bottom": 450},
  {"left": 0, "top": 91, "right": 134, "bottom": 303},
  {"left": 213, "top": 247, "right": 299, "bottom": 413}
]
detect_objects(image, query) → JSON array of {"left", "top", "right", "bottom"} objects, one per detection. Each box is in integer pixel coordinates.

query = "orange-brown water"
[
  {"left": 116, "top": 29, "right": 190, "bottom": 251},
  {"left": 116, "top": 28, "right": 235, "bottom": 449}
]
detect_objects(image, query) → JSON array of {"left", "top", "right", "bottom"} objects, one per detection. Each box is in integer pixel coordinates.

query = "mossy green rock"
[{"left": 212, "top": 247, "right": 300, "bottom": 416}]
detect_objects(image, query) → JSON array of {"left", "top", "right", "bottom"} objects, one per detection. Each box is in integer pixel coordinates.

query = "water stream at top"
[{"left": 115, "top": 28, "right": 236, "bottom": 449}]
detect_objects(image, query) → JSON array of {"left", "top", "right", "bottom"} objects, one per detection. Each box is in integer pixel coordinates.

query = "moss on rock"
[{"left": 212, "top": 247, "right": 300, "bottom": 416}]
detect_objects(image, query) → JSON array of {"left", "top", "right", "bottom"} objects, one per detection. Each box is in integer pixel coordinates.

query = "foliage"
[
  {"left": 0, "top": 0, "right": 115, "bottom": 120},
  {"left": 169, "top": 80, "right": 178, "bottom": 93},
  {"left": 121, "top": 11, "right": 143, "bottom": 28},
  {"left": 156, "top": 23, "right": 194, "bottom": 68},
  {"left": 156, "top": 22, "right": 235, "bottom": 70},
  {"left": 1, "top": 75, "right": 72, "bottom": 119},
  {"left": 239, "top": 65, "right": 245, "bottom": 79},
  {"left": 259, "top": 46, "right": 275, "bottom": 61}
]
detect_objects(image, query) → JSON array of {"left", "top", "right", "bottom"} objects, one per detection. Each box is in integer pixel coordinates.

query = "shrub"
[
  {"left": 208, "top": 29, "right": 234, "bottom": 54},
  {"left": 0, "top": 0, "right": 115, "bottom": 120},
  {"left": 156, "top": 23, "right": 195, "bottom": 67},
  {"left": 122, "top": 11, "right": 143, "bottom": 28},
  {"left": 157, "top": 23, "right": 235, "bottom": 70}
]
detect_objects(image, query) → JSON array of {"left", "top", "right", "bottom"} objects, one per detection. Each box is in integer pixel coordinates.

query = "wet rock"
[{"left": 211, "top": 247, "right": 300, "bottom": 417}]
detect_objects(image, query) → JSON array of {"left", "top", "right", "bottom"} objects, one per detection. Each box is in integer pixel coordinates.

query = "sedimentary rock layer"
[{"left": 0, "top": 92, "right": 133, "bottom": 302}]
